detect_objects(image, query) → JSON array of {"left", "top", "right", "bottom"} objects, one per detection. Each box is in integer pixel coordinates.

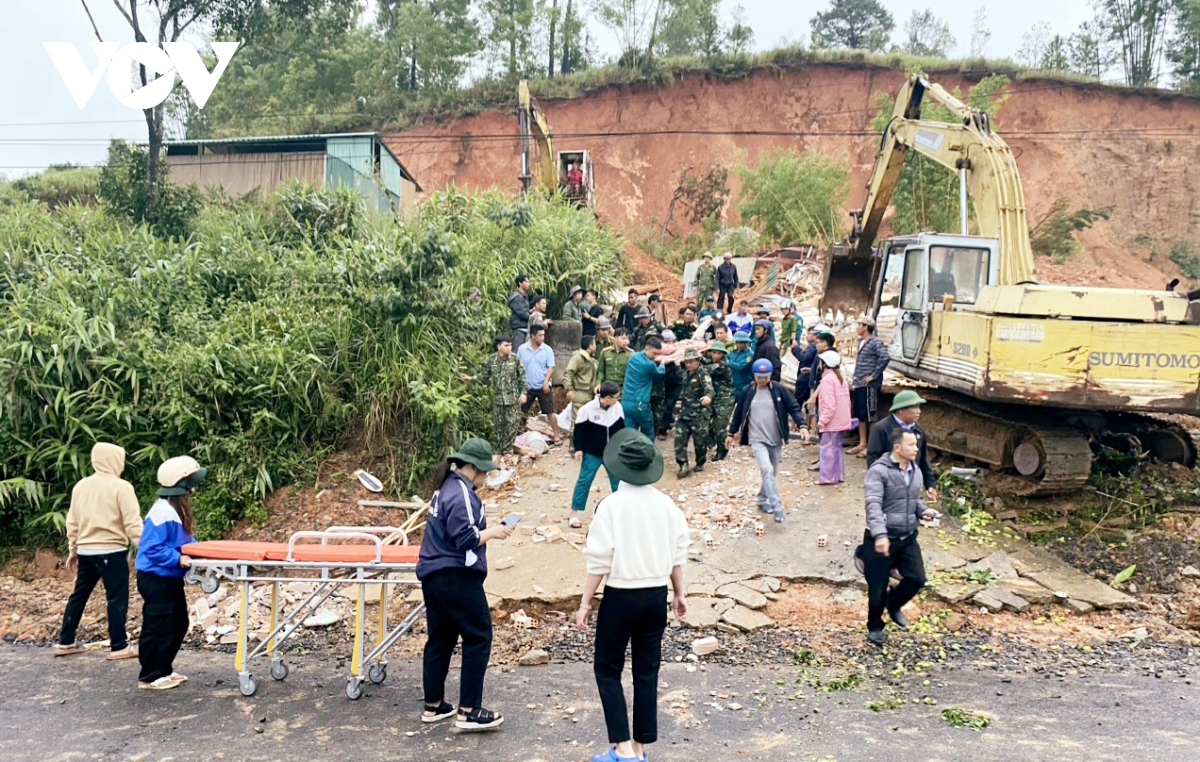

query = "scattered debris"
[{"left": 518, "top": 648, "right": 550, "bottom": 666}]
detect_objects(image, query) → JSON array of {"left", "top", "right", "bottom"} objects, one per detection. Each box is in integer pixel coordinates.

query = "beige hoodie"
[{"left": 65, "top": 443, "right": 143, "bottom": 555}]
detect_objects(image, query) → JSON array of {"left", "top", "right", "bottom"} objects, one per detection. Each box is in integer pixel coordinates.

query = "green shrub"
[
  {"left": 0, "top": 186, "right": 623, "bottom": 545},
  {"left": 98, "top": 141, "right": 203, "bottom": 240},
  {"left": 736, "top": 149, "right": 849, "bottom": 247},
  {"left": 1029, "top": 199, "right": 1112, "bottom": 264},
  {"left": 9, "top": 166, "right": 101, "bottom": 208},
  {"left": 712, "top": 226, "right": 761, "bottom": 256},
  {"left": 1169, "top": 240, "right": 1200, "bottom": 280}
]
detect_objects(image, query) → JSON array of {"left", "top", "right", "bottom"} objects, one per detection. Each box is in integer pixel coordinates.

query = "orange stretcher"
[{"left": 183, "top": 527, "right": 423, "bottom": 700}]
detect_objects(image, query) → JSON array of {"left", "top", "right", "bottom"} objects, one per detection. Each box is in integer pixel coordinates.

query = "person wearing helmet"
[
  {"left": 631, "top": 307, "right": 661, "bottom": 351},
  {"left": 135, "top": 455, "right": 206, "bottom": 690},
  {"left": 695, "top": 252, "right": 717, "bottom": 306},
  {"left": 779, "top": 300, "right": 802, "bottom": 350},
  {"left": 728, "top": 331, "right": 754, "bottom": 391},
  {"left": 816, "top": 349, "right": 853, "bottom": 485},
  {"left": 418, "top": 439, "right": 512, "bottom": 731},
  {"left": 698, "top": 294, "right": 718, "bottom": 322},
  {"left": 674, "top": 347, "right": 714, "bottom": 478},
  {"left": 751, "top": 320, "right": 781, "bottom": 383},
  {"left": 726, "top": 359, "right": 809, "bottom": 522},
  {"left": 705, "top": 341, "right": 735, "bottom": 462}
]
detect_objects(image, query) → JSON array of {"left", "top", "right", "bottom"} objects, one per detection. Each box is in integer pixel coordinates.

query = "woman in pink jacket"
[{"left": 816, "top": 350, "right": 852, "bottom": 485}]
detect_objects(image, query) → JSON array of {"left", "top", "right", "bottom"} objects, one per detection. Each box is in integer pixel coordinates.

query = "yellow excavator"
[
  {"left": 517, "top": 80, "right": 594, "bottom": 209},
  {"left": 851, "top": 74, "right": 1200, "bottom": 494}
]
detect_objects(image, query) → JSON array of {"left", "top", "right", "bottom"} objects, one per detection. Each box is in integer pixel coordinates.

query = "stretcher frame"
[{"left": 183, "top": 526, "right": 425, "bottom": 700}]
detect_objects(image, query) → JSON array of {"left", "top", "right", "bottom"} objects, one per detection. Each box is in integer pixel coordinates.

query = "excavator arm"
[
  {"left": 518, "top": 80, "right": 558, "bottom": 192},
  {"left": 849, "top": 75, "right": 1036, "bottom": 285}
]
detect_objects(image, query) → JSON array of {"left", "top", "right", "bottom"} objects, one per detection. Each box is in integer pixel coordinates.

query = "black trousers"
[
  {"left": 657, "top": 380, "right": 684, "bottom": 435},
  {"left": 137, "top": 571, "right": 188, "bottom": 682},
  {"left": 861, "top": 528, "right": 927, "bottom": 631},
  {"left": 421, "top": 568, "right": 493, "bottom": 709},
  {"left": 59, "top": 550, "right": 130, "bottom": 650},
  {"left": 717, "top": 287, "right": 735, "bottom": 313},
  {"left": 593, "top": 585, "right": 668, "bottom": 745}
]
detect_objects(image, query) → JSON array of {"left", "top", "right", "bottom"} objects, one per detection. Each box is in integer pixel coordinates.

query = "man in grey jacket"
[
  {"left": 849, "top": 316, "right": 890, "bottom": 455},
  {"left": 860, "top": 428, "right": 938, "bottom": 646}
]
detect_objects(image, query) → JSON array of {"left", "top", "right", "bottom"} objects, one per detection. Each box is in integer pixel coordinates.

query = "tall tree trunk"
[
  {"left": 646, "top": 0, "right": 665, "bottom": 62},
  {"left": 143, "top": 103, "right": 164, "bottom": 220},
  {"left": 409, "top": 39, "right": 418, "bottom": 89},
  {"left": 560, "top": 0, "right": 573, "bottom": 74},
  {"left": 547, "top": 0, "right": 558, "bottom": 78}
]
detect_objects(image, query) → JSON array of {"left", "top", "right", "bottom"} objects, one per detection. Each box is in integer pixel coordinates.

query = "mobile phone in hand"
[{"left": 502, "top": 514, "right": 524, "bottom": 529}]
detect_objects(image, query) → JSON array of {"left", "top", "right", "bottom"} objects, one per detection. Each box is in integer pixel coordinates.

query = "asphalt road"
[{"left": 2, "top": 645, "right": 1196, "bottom": 761}]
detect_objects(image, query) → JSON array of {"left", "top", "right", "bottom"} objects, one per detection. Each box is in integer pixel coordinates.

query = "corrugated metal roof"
[{"left": 165, "top": 131, "right": 421, "bottom": 190}]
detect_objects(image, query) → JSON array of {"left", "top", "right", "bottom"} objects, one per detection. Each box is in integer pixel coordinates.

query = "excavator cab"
[
  {"left": 558, "top": 150, "right": 594, "bottom": 209},
  {"left": 874, "top": 233, "right": 999, "bottom": 367}
]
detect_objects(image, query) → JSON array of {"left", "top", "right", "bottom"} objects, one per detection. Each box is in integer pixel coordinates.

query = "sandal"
[
  {"left": 422, "top": 700, "right": 456, "bottom": 723},
  {"left": 569, "top": 515, "right": 582, "bottom": 529},
  {"left": 456, "top": 706, "right": 504, "bottom": 731},
  {"left": 54, "top": 642, "right": 87, "bottom": 657}
]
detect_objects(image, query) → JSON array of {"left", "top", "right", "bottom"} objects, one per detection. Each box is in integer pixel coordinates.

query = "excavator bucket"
[{"left": 820, "top": 243, "right": 878, "bottom": 318}]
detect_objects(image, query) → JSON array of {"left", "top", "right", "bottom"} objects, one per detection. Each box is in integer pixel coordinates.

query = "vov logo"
[{"left": 43, "top": 41, "right": 240, "bottom": 110}]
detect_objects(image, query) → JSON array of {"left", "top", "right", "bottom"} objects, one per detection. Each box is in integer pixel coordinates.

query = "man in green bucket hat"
[
  {"left": 577, "top": 428, "right": 689, "bottom": 762},
  {"left": 866, "top": 389, "right": 939, "bottom": 502},
  {"left": 704, "top": 340, "right": 735, "bottom": 461}
]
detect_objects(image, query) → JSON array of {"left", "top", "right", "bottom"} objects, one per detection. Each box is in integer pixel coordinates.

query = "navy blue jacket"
[
  {"left": 727, "top": 381, "right": 807, "bottom": 446},
  {"left": 791, "top": 342, "right": 818, "bottom": 395},
  {"left": 417, "top": 471, "right": 488, "bottom": 580}
]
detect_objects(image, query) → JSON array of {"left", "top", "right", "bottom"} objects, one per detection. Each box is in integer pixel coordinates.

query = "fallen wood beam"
[{"left": 358, "top": 500, "right": 425, "bottom": 509}]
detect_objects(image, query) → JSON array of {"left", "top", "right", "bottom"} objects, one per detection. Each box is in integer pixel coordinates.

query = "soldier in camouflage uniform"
[
  {"left": 471, "top": 336, "right": 528, "bottom": 454},
  {"left": 694, "top": 252, "right": 717, "bottom": 304},
  {"left": 675, "top": 347, "right": 714, "bottom": 478},
  {"left": 705, "top": 340, "right": 736, "bottom": 461},
  {"left": 631, "top": 307, "right": 661, "bottom": 351},
  {"left": 670, "top": 305, "right": 699, "bottom": 342}
]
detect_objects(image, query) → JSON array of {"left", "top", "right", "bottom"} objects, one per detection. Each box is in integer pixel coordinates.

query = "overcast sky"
[{"left": 0, "top": 0, "right": 1097, "bottom": 177}]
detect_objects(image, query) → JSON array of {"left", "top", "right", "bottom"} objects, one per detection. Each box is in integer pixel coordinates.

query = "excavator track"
[
  {"left": 913, "top": 389, "right": 1094, "bottom": 496},
  {"left": 903, "top": 390, "right": 1200, "bottom": 495},
  {"left": 1102, "top": 412, "right": 1200, "bottom": 468}
]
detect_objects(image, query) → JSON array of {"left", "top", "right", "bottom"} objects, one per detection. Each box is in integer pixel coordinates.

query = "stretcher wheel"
[
  {"left": 200, "top": 575, "right": 220, "bottom": 594},
  {"left": 346, "top": 678, "right": 364, "bottom": 700},
  {"left": 367, "top": 663, "right": 387, "bottom": 684},
  {"left": 270, "top": 660, "right": 289, "bottom": 681},
  {"left": 238, "top": 674, "right": 258, "bottom": 697}
]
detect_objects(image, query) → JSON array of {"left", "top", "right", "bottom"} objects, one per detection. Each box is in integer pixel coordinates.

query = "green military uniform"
[
  {"left": 597, "top": 346, "right": 634, "bottom": 392},
  {"left": 563, "top": 347, "right": 597, "bottom": 418},
  {"left": 695, "top": 261, "right": 717, "bottom": 302},
  {"left": 675, "top": 348, "right": 714, "bottom": 475},
  {"left": 780, "top": 313, "right": 802, "bottom": 347},
  {"left": 562, "top": 298, "right": 585, "bottom": 323},
  {"left": 671, "top": 320, "right": 698, "bottom": 342},
  {"left": 705, "top": 342, "right": 736, "bottom": 460},
  {"left": 631, "top": 317, "right": 661, "bottom": 351},
  {"left": 478, "top": 352, "right": 527, "bottom": 454}
]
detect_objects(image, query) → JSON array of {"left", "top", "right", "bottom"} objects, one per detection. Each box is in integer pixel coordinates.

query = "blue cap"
[
  {"left": 752, "top": 359, "right": 773, "bottom": 376},
  {"left": 733, "top": 331, "right": 751, "bottom": 343}
]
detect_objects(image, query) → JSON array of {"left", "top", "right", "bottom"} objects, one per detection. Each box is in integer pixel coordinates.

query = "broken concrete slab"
[
  {"left": 679, "top": 598, "right": 725, "bottom": 629},
  {"left": 719, "top": 605, "right": 775, "bottom": 632},
  {"left": 999, "top": 577, "right": 1055, "bottom": 605},
  {"left": 973, "top": 587, "right": 1029, "bottom": 614},
  {"left": 494, "top": 557, "right": 515, "bottom": 571},
  {"left": 715, "top": 582, "right": 769, "bottom": 610},
  {"left": 923, "top": 546, "right": 968, "bottom": 571},
  {"left": 1023, "top": 567, "right": 1136, "bottom": 610},
  {"left": 972, "top": 591, "right": 1006, "bottom": 613},
  {"left": 964, "top": 551, "right": 1019, "bottom": 581},
  {"left": 929, "top": 582, "right": 984, "bottom": 604},
  {"left": 741, "top": 577, "right": 781, "bottom": 594},
  {"left": 1062, "top": 598, "right": 1094, "bottom": 614}
]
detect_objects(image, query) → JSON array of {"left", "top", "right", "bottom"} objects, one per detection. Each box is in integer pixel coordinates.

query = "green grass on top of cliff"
[{"left": 382, "top": 46, "right": 1188, "bottom": 132}]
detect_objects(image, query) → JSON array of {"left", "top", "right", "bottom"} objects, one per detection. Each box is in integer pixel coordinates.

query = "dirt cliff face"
[{"left": 385, "top": 63, "right": 1200, "bottom": 289}]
